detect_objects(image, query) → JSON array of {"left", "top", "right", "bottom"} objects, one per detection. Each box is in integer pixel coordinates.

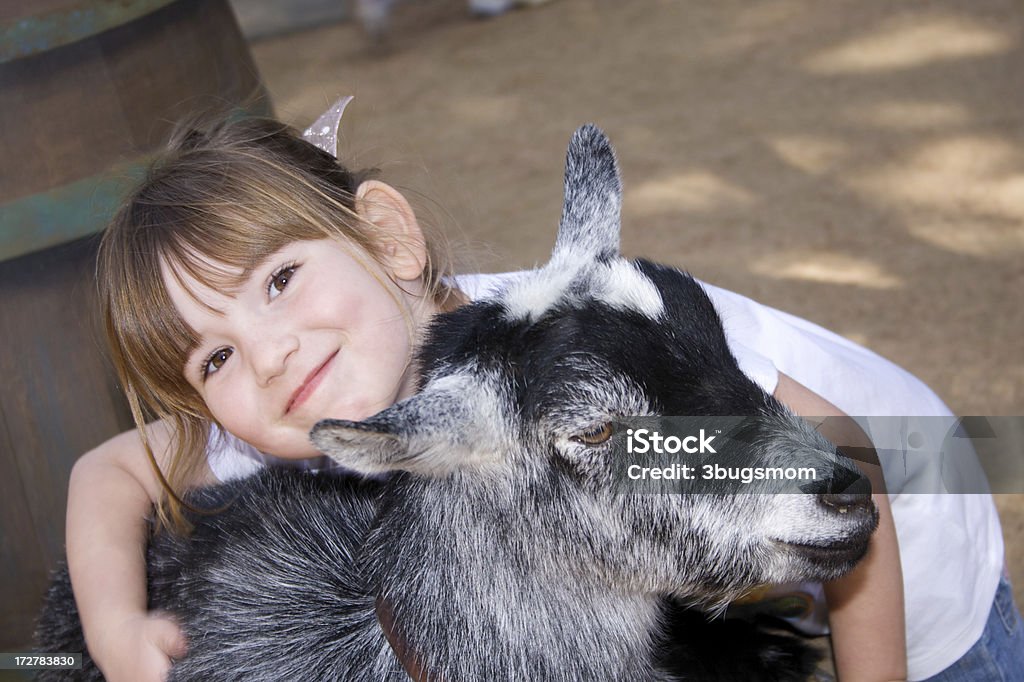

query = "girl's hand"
[
  {"left": 66, "top": 422, "right": 203, "bottom": 682},
  {"left": 94, "top": 612, "right": 187, "bottom": 682}
]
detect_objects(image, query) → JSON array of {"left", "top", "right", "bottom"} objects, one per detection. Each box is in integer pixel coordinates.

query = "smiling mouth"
[{"left": 286, "top": 350, "right": 339, "bottom": 415}]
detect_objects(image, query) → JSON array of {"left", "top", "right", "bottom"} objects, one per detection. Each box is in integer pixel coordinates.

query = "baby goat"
[{"left": 37, "top": 125, "right": 876, "bottom": 681}]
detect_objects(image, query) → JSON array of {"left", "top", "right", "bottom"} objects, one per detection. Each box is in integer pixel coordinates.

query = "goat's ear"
[
  {"left": 552, "top": 124, "right": 622, "bottom": 264},
  {"left": 309, "top": 376, "right": 503, "bottom": 477}
]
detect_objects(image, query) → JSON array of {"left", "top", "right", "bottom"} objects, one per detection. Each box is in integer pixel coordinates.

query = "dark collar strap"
[{"left": 375, "top": 595, "right": 439, "bottom": 682}]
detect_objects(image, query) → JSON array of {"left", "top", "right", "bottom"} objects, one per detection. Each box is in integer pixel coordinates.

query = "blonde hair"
[{"left": 98, "top": 115, "right": 458, "bottom": 534}]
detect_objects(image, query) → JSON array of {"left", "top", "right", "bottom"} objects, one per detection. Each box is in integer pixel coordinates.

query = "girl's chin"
[{"left": 272, "top": 445, "right": 324, "bottom": 461}]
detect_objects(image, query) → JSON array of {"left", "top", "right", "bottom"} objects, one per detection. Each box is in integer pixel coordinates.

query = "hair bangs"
[{"left": 102, "top": 212, "right": 202, "bottom": 414}]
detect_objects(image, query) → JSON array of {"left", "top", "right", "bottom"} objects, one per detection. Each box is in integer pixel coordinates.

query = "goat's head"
[{"left": 311, "top": 125, "right": 877, "bottom": 605}]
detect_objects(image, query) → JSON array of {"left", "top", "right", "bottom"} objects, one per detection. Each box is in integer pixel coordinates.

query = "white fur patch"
[
  {"left": 501, "top": 249, "right": 586, "bottom": 321},
  {"left": 595, "top": 260, "right": 664, "bottom": 319},
  {"left": 503, "top": 254, "right": 664, "bottom": 322}
]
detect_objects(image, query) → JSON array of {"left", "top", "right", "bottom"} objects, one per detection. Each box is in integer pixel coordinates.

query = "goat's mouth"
[{"left": 771, "top": 534, "right": 872, "bottom": 570}]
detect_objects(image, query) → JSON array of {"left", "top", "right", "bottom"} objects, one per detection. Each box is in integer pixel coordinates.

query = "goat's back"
[{"left": 36, "top": 469, "right": 398, "bottom": 682}]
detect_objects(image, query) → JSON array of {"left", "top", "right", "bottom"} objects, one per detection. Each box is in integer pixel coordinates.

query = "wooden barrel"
[{"left": 0, "top": 0, "right": 271, "bottom": 649}]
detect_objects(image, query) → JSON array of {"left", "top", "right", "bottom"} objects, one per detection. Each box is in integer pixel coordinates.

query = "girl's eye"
[
  {"left": 267, "top": 263, "right": 299, "bottom": 300},
  {"left": 570, "top": 422, "right": 614, "bottom": 446},
  {"left": 202, "top": 347, "right": 233, "bottom": 379}
]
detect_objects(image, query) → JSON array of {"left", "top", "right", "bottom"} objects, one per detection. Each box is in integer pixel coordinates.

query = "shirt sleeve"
[
  {"left": 728, "top": 339, "right": 780, "bottom": 396},
  {"left": 696, "top": 281, "right": 781, "bottom": 396},
  {"left": 206, "top": 425, "right": 358, "bottom": 482},
  {"left": 206, "top": 425, "right": 266, "bottom": 482}
]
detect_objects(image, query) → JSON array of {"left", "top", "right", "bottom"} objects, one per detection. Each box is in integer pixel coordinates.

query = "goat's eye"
[{"left": 570, "top": 423, "right": 614, "bottom": 446}]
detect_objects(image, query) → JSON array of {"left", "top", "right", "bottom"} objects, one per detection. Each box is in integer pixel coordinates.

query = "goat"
[{"left": 36, "top": 125, "right": 877, "bottom": 681}]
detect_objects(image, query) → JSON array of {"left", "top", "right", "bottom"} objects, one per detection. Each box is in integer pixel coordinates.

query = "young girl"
[{"left": 66, "top": 108, "right": 1018, "bottom": 682}]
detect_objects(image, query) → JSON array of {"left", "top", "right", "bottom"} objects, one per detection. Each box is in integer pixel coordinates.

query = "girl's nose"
[{"left": 249, "top": 332, "right": 299, "bottom": 386}]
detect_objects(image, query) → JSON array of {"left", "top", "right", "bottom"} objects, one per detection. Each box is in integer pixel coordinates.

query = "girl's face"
[{"left": 165, "top": 238, "right": 433, "bottom": 459}]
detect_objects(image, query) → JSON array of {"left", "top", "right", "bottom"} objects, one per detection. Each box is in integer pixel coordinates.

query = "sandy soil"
[{"left": 249, "top": 0, "right": 1024, "bottom": 613}]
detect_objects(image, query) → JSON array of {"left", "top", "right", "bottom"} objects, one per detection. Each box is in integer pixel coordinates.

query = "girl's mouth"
[{"left": 286, "top": 350, "right": 339, "bottom": 415}]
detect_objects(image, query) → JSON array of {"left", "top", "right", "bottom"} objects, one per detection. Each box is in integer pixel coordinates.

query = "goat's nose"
[
  {"left": 825, "top": 460, "right": 870, "bottom": 494},
  {"left": 800, "top": 458, "right": 872, "bottom": 510},
  {"left": 818, "top": 492, "right": 873, "bottom": 514}
]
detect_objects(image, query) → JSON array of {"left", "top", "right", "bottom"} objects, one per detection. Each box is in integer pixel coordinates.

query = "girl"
[{"left": 66, "top": 109, "right": 1016, "bottom": 682}]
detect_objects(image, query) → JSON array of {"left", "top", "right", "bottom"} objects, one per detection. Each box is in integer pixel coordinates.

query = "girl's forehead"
[
  {"left": 159, "top": 238, "right": 370, "bottom": 316},
  {"left": 156, "top": 231, "right": 307, "bottom": 307},
  {"left": 158, "top": 238, "right": 268, "bottom": 318},
  {"left": 160, "top": 255, "right": 239, "bottom": 320}
]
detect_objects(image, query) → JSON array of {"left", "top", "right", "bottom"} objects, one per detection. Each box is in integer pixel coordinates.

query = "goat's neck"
[{"left": 370, "top": 476, "right": 668, "bottom": 680}]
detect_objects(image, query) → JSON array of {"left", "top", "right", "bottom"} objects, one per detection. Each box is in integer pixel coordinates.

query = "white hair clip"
[{"left": 302, "top": 95, "right": 354, "bottom": 159}]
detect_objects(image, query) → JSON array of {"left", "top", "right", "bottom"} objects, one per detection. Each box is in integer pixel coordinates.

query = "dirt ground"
[{"left": 249, "top": 0, "right": 1024, "bottom": 610}]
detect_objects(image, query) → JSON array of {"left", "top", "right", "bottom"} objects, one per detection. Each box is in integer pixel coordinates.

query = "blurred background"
[{"left": 1, "top": 0, "right": 1021, "bottom": 662}]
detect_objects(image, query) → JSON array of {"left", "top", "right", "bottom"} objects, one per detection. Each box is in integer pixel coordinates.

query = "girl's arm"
[
  {"left": 823, "top": 494, "right": 905, "bottom": 682},
  {"left": 65, "top": 420, "right": 214, "bottom": 682},
  {"left": 774, "top": 372, "right": 907, "bottom": 682}
]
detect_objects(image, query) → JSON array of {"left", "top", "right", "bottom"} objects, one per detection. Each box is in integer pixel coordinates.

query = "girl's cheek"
[
  {"left": 204, "top": 385, "right": 251, "bottom": 430},
  {"left": 333, "top": 287, "right": 368, "bottom": 325}
]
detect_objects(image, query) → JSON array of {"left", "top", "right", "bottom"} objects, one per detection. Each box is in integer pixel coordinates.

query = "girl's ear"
[{"left": 355, "top": 180, "right": 428, "bottom": 282}]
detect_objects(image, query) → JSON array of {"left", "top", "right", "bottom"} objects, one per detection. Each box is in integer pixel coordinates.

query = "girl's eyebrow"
[
  {"left": 183, "top": 339, "right": 211, "bottom": 379},
  {"left": 178, "top": 295, "right": 229, "bottom": 376}
]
